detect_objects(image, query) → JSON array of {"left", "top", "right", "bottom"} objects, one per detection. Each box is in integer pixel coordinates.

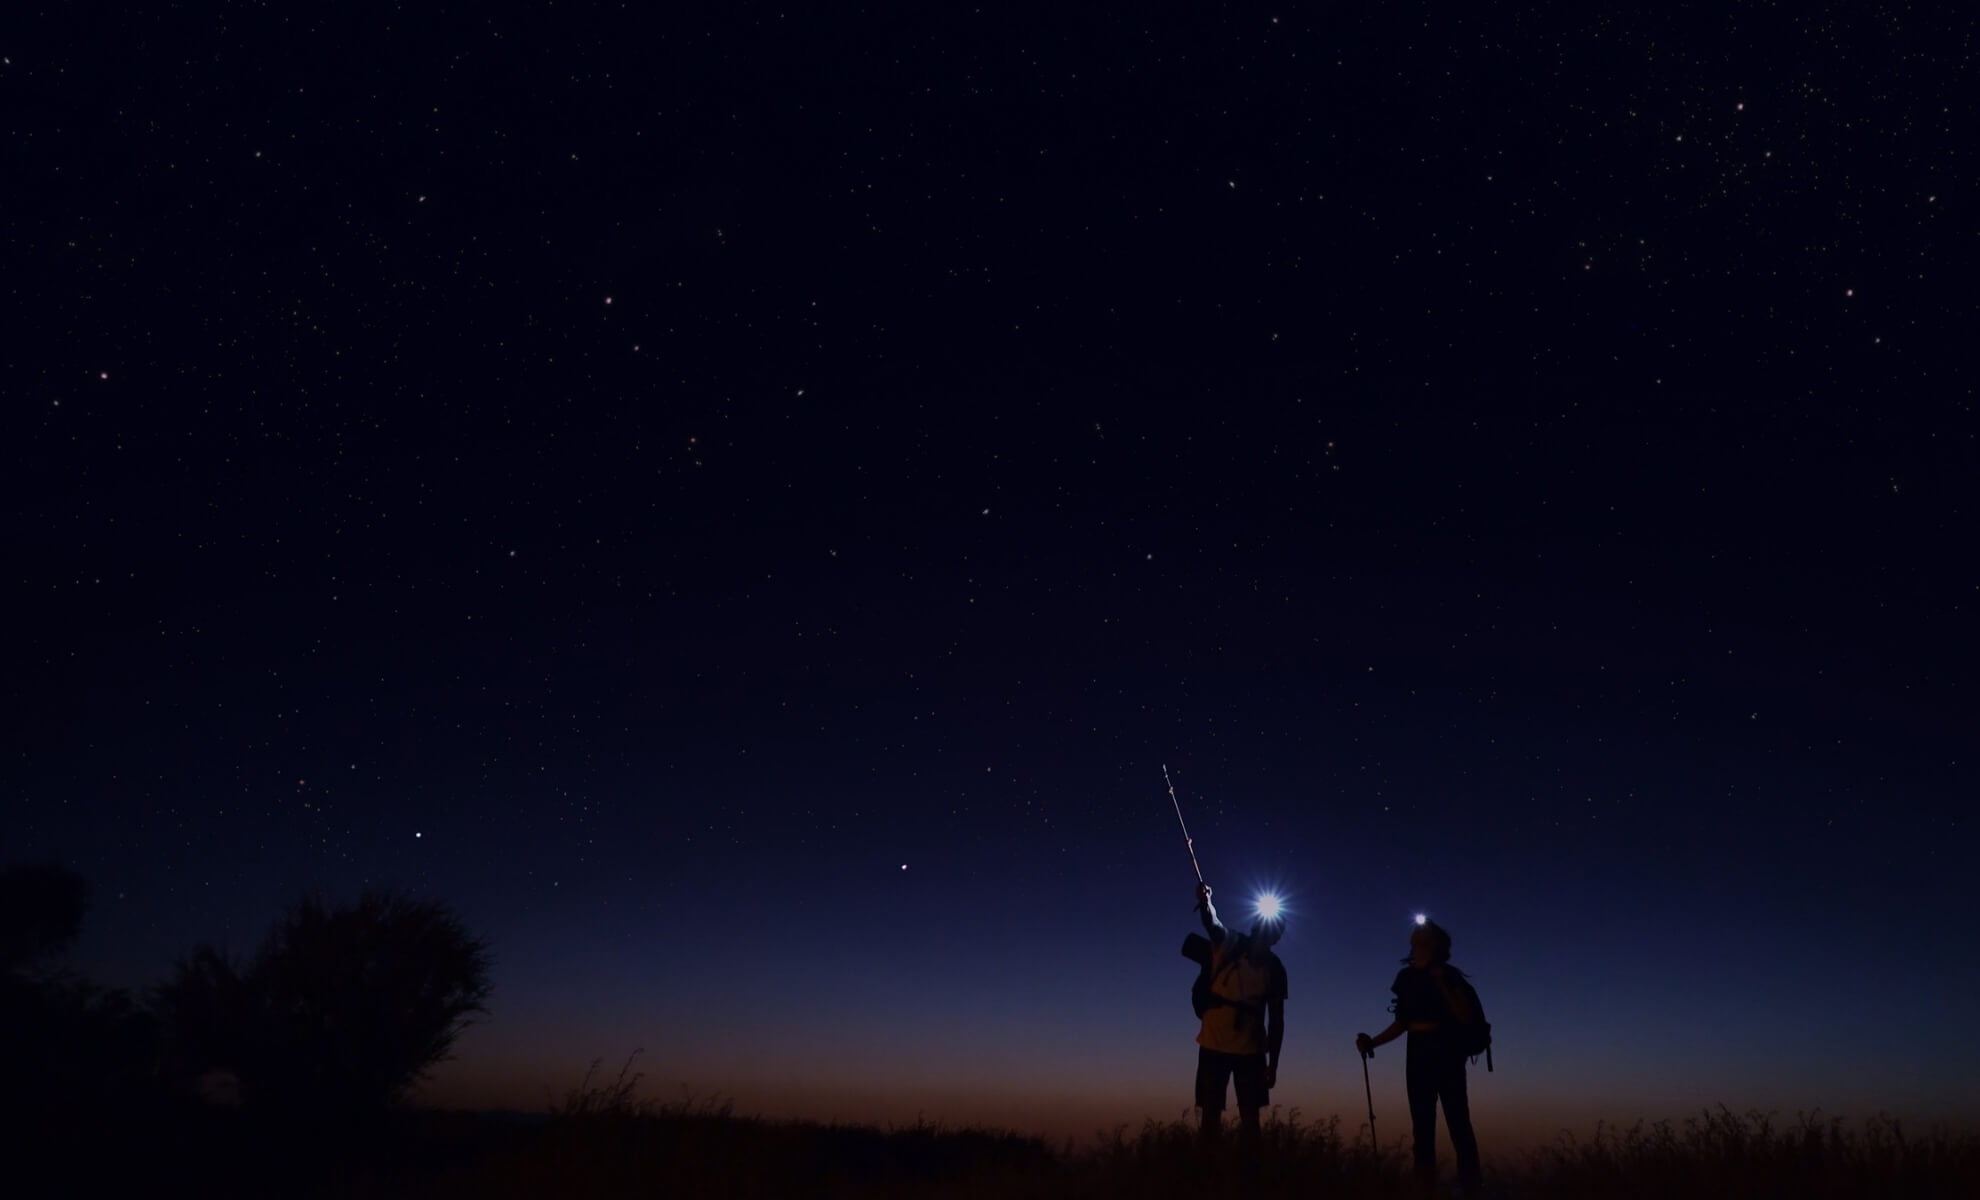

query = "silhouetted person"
[
  {"left": 1191, "top": 883, "right": 1286, "bottom": 1158},
  {"left": 1357, "top": 920, "right": 1482, "bottom": 1197}
]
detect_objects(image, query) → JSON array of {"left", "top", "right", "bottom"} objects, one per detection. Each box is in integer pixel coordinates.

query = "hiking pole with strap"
[
  {"left": 1360, "top": 1047, "right": 1378, "bottom": 1154},
  {"left": 1163, "top": 763, "right": 1205, "bottom": 886}
]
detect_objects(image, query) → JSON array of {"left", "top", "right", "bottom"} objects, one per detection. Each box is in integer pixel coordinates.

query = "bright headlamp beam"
[{"left": 1255, "top": 893, "right": 1282, "bottom": 920}]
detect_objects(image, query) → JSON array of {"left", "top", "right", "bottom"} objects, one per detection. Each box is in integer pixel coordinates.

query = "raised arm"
[{"left": 1196, "top": 883, "right": 1228, "bottom": 942}]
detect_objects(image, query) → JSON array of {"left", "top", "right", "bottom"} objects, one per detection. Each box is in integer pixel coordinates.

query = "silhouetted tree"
[
  {"left": 0, "top": 861, "right": 88, "bottom": 975},
  {"left": 0, "top": 862, "right": 171, "bottom": 1127},
  {"left": 152, "top": 890, "right": 492, "bottom": 1118},
  {"left": 149, "top": 944, "right": 254, "bottom": 1094}
]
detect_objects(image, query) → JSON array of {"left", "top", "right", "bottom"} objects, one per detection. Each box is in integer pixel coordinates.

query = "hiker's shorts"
[{"left": 1195, "top": 1048, "right": 1269, "bottom": 1114}]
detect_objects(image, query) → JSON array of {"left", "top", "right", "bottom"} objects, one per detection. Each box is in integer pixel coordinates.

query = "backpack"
[
  {"left": 1451, "top": 977, "right": 1494, "bottom": 1071},
  {"left": 1182, "top": 932, "right": 1248, "bottom": 1020},
  {"left": 1182, "top": 933, "right": 1221, "bottom": 1018}
]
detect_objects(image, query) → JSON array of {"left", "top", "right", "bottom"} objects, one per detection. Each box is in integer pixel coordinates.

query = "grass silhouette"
[
  {"left": 12, "top": 1050, "right": 1977, "bottom": 1197},
  {"left": 319, "top": 1065, "right": 1979, "bottom": 1200}
]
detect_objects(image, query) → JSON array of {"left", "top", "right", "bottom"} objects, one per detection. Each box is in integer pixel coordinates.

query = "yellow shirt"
[{"left": 1195, "top": 938, "right": 1288, "bottom": 1056}]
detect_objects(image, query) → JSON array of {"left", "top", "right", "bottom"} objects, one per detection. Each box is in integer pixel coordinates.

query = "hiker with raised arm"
[
  {"left": 1189, "top": 883, "right": 1287, "bottom": 1157},
  {"left": 1356, "top": 919, "right": 1486, "bottom": 1197}
]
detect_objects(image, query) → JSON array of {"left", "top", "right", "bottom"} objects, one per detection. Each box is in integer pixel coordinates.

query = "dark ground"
[{"left": 15, "top": 1100, "right": 1979, "bottom": 1200}]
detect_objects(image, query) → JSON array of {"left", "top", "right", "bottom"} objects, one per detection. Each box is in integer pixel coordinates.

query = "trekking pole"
[
  {"left": 1162, "top": 764, "right": 1205, "bottom": 885},
  {"left": 1360, "top": 1048, "right": 1378, "bottom": 1154}
]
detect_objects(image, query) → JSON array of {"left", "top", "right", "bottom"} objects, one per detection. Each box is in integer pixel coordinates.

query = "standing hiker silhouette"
[
  {"left": 1357, "top": 919, "right": 1482, "bottom": 1196},
  {"left": 1191, "top": 883, "right": 1287, "bottom": 1159}
]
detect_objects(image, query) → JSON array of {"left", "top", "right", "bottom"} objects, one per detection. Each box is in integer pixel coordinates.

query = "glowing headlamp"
[
  {"left": 1255, "top": 893, "right": 1283, "bottom": 921},
  {"left": 1414, "top": 913, "right": 1428, "bottom": 926}
]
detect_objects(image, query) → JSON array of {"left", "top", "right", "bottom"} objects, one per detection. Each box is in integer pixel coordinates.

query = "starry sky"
[{"left": 5, "top": 2, "right": 1975, "bottom": 1151}]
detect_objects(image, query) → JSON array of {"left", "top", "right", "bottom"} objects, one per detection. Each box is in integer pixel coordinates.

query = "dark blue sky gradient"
[{"left": 6, "top": 1, "right": 1976, "bottom": 1151}]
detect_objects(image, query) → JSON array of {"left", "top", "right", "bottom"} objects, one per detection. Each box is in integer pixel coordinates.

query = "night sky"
[{"left": 6, "top": 2, "right": 1975, "bottom": 1152}]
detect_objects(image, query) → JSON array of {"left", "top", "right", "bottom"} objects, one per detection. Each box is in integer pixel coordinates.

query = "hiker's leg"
[
  {"left": 1405, "top": 1050, "right": 1439, "bottom": 1190},
  {"left": 1233, "top": 1053, "right": 1268, "bottom": 1179},
  {"left": 1196, "top": 1048, "right": 1230, "bottom": 1143},
  {"left": 1439, "top": 1056, "right": 1481, "bottom": 1196},
  {"left": 1237, "top": 1104, "right": 1262, "bottom": 1157},
  {"left": 1235, "top": 1102, "right": 1264, "bottom": 1190},
  {"left": 1232, "top": 1053, "right": 1269, "bottom": 1131}
]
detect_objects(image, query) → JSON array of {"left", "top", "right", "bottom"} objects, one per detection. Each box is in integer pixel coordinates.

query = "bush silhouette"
[
  {"left": 0, "top": 861, "right": 176, "bottom": 1130},
  {"left": 153, "top": 890, "right": 492, "bottom": 1118}
]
